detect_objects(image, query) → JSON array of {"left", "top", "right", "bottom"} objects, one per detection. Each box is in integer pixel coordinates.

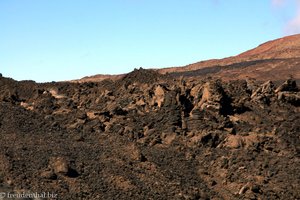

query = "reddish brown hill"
[
  {"left": 77, "top": 34, "right": 300, "bottom": 82},
  {"left": 72, "top": 74, "right": 125, "bottom": 83},
  {"left": 159, "top": 34, "right": 300, "bottom": 80},
  {"left": 238, "top": 34, "right": 300, "bottom": 59}
]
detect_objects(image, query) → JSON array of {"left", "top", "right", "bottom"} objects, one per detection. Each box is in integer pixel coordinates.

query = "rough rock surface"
[{"left": 0, "top": 69, "right": 299, "bottom": 199}]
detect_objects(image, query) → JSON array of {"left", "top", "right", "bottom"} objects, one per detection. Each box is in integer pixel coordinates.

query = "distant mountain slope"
[
  {"left": 77, "top": 34, "right": 300, "bottom": 82},
  {"left": 238, "top": 34, "right": 300, "bottom": 59},
  {"left": 73, "top": 74, "right": 125, "bottom": 83}
]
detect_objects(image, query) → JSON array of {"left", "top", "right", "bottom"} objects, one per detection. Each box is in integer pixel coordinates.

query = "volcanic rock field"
[{"left": 0, "top": 68, "right": 299, "bottom": 199}]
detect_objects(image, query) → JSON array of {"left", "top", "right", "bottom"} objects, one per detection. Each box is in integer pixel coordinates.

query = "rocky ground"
[{"left": 0, "top": 69, "right": 299, "bottom": 199}]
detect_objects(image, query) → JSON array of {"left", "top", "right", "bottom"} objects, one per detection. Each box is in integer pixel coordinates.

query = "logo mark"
[{"left": 0, "top": 192, "right": 6, "bottom": 198}]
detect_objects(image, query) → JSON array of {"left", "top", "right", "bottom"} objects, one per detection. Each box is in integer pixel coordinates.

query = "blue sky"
[{"left": 0, "top": 0, "right": 299, "bottom": 82}]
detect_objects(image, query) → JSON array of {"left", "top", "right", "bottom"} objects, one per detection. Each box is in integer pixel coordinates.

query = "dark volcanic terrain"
[{"left": 0, "top": 35, "right": 300, "bottom": 200}]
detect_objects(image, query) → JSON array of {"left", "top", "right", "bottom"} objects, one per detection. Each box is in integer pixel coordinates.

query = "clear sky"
[{"left": 1, "top": 0, "right": 299, "bottom": 82}]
